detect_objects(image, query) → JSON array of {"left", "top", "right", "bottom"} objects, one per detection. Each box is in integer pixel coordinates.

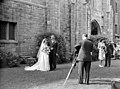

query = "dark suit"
[
  {"left": 105, "top": 43, "right": 113, "bottom": 67},
  {"left": 77, "top": 39, "right": 93, "bottom": 84},
  {"left": 49, "top": 41, "right": 58, "bottom": 70}
]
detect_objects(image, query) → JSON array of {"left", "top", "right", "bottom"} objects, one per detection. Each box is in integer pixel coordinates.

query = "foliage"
[
  {"left": 90, "top": 35, "right": 108, "bottom": 43},
  {"left": 6, "top": 52, "right": 21, "bottom": 67},
  {"left": 18, "top": 55, "right": 37, "bottom": 66},
  {"left": 35, "top": 32, "right": 67, "bottom": 64},
  {"left": 0, "top": 49, "right": 8, "bottom": 68},
  {"left": 0, "top": 49, "right": 21, "bottom": 68},
  {"left": 25, "top": 57, "right": 37, "bottom": 66},
  {"left": 19, "top": 56, "right": 27, "bottom": 64}
]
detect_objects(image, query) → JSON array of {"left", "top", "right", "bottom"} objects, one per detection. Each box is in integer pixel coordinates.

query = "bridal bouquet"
[{"left": 43, "top": 46, "right": 50, "bottom": 54}]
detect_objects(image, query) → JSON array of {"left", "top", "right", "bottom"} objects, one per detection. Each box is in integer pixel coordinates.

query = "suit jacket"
[
  {"left": 49, "top": 41, "right": 58, "bottom": 55},
  {"left": 77, "top": 39, "right": 93, "bottom": 62},
  {"left": 106, "top": 43, "right": 113, "bottom": 55}
]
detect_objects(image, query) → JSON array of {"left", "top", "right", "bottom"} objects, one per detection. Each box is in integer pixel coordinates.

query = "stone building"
[
  {"left": 70, "top": 0, "right": 120, "bottom": 51},
  {"left": 0, "top": 0, "right": 120, "bottom": 58},
  {"left": 118, "top": 0, "right": 120, "bottom": 35},
  {"left": 0, "top": 0, "right": 71, "bottom": 58},
  {"left": 111, "top": 0, "right": 120, "bottom": 41},
  {"left": 115, "top": 0, "right": 120, "bottom": 39},
  {"left": 0, "top": 0, "right": 47, "bottom": 56}
]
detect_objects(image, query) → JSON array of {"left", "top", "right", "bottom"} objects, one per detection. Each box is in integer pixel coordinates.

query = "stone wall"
[
  {"left": 70, "top": 2, "right": 77, "bottom": 52},
  {"left": 46, "top": 0, "right": 71, "bottom": 58},
  {"left": 117, "top": 0, "right": 120, "bottom": 35},
  {"left": 90, "top": 0, "right": 114, "bottom": 40},
  {"left": 0, "top": 0, "right": 72, "bottom": 59},
  {"left": 1, "top": 0, "right": 119, "bottom": 58},
  {"left": 60, "top": 0, "right": 71, "bottom": 55},
  {"left": 0, "top": 0, "right": 46, "bottom": 56},
  {"left": 74, "top": 0, "right": 114, "bottom": 42}
]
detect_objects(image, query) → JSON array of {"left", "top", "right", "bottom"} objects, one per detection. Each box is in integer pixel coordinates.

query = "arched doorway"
[{"left": 91, "top": 20, "right": 101, "bottom": 35}]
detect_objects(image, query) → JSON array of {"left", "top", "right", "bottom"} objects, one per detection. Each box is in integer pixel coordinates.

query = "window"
[
  {"left": 0, "top": 21, "right": 16, "bottom": 40},
  {"left": 0, "top": 21, "right": 7, "bottom": 40},
  {"left": 115, "top": 3, "right": 117, "bottom": 13},
  {"left": 9, "top": 23, "right": 16, "bottom": 40},
  {"left": 115, "top": 25, "right": 117, "bottom": 34},
  {"left": 93, "top": 0, "right": 94, "bottom": 8}
]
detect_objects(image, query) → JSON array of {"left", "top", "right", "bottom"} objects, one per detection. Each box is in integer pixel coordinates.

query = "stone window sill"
[{"left": 0, "top": 40, "right": 18, "bottom": 44}]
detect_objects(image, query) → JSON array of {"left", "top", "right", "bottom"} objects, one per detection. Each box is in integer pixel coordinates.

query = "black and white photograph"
[{"left": 0, "top": 0, "right": 120, "bottom": 89}]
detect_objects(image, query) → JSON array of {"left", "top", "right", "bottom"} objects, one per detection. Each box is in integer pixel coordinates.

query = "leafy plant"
[
  {"left": 0, "top": 50, "right": 21, "bottom": 68},
  {"left": 25, "top": 57, "right": 37, "bottom": 66},
  {"left": 0, "top": 49, "right": 8, "bottom": 68},
  {"left": 35, "top": 32, "right": 67, "bottom": 64},
  {"left": 6, "top": 52, "right": 21, "bottom": 67}
]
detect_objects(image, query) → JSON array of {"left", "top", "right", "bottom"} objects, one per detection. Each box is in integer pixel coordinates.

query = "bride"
[{"left": 24, "top": 38, "right": 50, "bottom": 71}]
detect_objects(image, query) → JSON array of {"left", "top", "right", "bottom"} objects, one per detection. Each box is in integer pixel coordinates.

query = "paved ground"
[{"left": 0, "top": 60, "right": 120, "bottom": 89}]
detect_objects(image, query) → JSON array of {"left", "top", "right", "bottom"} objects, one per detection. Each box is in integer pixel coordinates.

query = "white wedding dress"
[{"left": 24, "top": 39, "right": 50, "bottom": 71}]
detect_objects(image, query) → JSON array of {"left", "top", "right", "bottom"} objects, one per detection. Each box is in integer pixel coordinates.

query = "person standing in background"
[
  {"left": 98, "top": 39, "right": 106, "bottom": 67},
  {"left": 105, "top": 41, "right": 114, "bottom": 67}
]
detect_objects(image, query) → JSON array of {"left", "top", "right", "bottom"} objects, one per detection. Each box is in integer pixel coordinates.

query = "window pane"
[
  {"left": 116, "top": 3, "right": 117, "bottom": 13},
  {"left": 0, "top": 21, "right": 7, "bottom": 40},
  {"left": 9, "top": 22, "right": 16, "bottom": 40},
  {"left": 115, "top": 25, "right": 117, "bottom": 34}
]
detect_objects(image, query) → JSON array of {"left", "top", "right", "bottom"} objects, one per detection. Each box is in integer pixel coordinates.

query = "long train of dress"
[
  {"left": 24, "top": 39, "right": 50, "bottom": 71},
  {"left": 24, "top": 52, "right": 50, "bottom": 71}
]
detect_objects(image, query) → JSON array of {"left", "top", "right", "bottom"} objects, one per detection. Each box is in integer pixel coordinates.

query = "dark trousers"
[
  {"left": 49, "top": 54, "right": 57, "bottom": 70},
  {"left": 78, "top": 61, "right": 91, "bottom": 84},
  {"left": 52, "top": 55, "right": 57, "bottom": 69},
  {"left": 105, "top": 54, "right": 111, "bottom": 67}
]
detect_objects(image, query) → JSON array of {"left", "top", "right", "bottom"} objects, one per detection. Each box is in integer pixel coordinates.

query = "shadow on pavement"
[{"left": 90, "top": 78, "right": 120, "bottom": 86}]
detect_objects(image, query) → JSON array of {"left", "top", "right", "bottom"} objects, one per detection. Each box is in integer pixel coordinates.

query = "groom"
[{"left": 49, "top": 35, "right": 58, "bottom": 71}]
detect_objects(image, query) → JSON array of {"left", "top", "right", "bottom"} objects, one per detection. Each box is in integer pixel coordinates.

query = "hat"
[
  {"left": 111, "top": 41, "right": 114, "bottom": 43},
  {"left": 51, "top": 35, "right": 55, "bottom": 39}
]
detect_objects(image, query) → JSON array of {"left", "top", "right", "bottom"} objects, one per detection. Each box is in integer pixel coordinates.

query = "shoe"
[
  {"left": 104, "top": 65, "right": 107, "bottom": 67},
  {"left": 99, "top": 65, "right": 104, "bottom": 67},
  {"left": 99, "top": 65, "right": 101, "bottom": 67},
  {"left": 78, "top": 81, "right": 83, "bottom": 84},
  {"left": 101, "top": 65, "right": 104, "bottom": 67},
  {"left": 50, "top": 69, "right": 53, "bottom": 71},
  {"left": 86, "top": 83, "right": 89, "bottom": 85},
  {"left": 78, "top": 82, "right": 83, "bottom": 84}
]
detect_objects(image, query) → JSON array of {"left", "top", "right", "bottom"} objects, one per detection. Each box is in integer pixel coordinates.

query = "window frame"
[
  {"left": 115, "top": 2, "right": 117, "bottom": 13},
  {"left": 115, "top": 25, "right": 117, "bottom": 34},
  {"left": 0, "top": 21, "right": 18, "bottom": 44}
]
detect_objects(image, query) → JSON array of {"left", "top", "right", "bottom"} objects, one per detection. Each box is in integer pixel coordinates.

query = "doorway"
[{"left": 91, "top": 20, "right": 101, "bottom": 35}]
